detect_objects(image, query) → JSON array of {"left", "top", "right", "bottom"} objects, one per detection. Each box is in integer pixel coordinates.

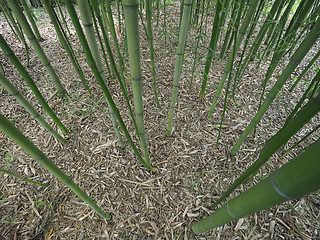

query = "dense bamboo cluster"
[{"left": 0, "top": 0, "right": 319, "bottom": 234}]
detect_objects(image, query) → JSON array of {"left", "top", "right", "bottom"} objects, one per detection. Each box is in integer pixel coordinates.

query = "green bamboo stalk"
[
  {"left": 215, "top": 0, "right": 243, "bottom": 146},
  {"left": 41, "top": 0, "right": 91, "bottom": 96},
  {"left": 189, "top": 0, "right": 206, "bottom": 91},
  {"left": 230, "top": 18, "right": 320, "bottom": 156},
  {"left": 0, "top": 72, "right": 67, "bottom": 144},
  {"left": 123, "top": 0, "right": 151, "bottom": 165},
  {"left": 0, "top": 0, "right": 30, "bottom": 66},
  {"left": 0, "top": 0, "right": 24, "bottom": 42},
  {"left": 285, "top": 70, "right": 320, "bottom": 125},
  {"left": 166, "top": 0, "right": 193, "bottom": 136},
  {"left": 231, "top": 0, "right": 284, "bottom": 96},
  {"left": 211, "top": 91, "right": 320, "bottom": 209},
  {"left": 90, "top": 0, "right": 140, "bottom": 142},
  {"left": 64, "top": 0, "right": 155, "bottom": 171},
  {"left": 192, "top": 138, "right": 320, "bottom": 234},
  {"left": 199, "top": 0, "right": 227, "bottom": 99},
  {"left": 146, "top": 0, "right": 161, "bottom": 107},
  {"left": 115, "top": 0, "right": 122, "bottom": 33},
  {"left": 77, "top": 0, "right": 124, "bottom": 149},
  {"left": 164, "top": 0, "right": 167, "bottom": 48},
  {"left": 0, "top": 167, "right": 49, "bottom": 187},
  {"left": 7, "top": 0, "right": 66, "bottom": 95},
  {"left": 283, "top": 123, "right": 320, "bottom": 154},
  {"left": 89, "top": 3, "right": 114, "bottom": 83},
  {"left": 192, "top": 0, "right": 201, "bottom": 26},
  {"left": 219, "top": 1, "right": 237, "bottom": 60},
  {"left": 0, "top": 112, "right": 111, "bottom": 219},
  {"left": 90, "top": 1, "right": 125, "bottom": 149},
  {"left": 103, "top": 0, "right": 126, "bottom": 85},
  {"left": 55, "top": 0, "right": 72, "bottom": 37},
  {"left": 263, "top": 0, "right": 289, "bottom": 46},
  {"left": 179, "top": 0, "right": 184, "bottom": 28},
  {"left": 207, "top": 0, "right": 259, "bottom": 118},
  {"left": 20, "top": 0, "right": 42, "bottom": 41},
  {"left": 156, "top": 0, "right": 160, "bottom": 26},
  {"left": 257, "top": 0, "right": 295, "bottom": 69},
  {"left": 0, "top": 34, "right": 69, "bottom": 135},
  {"left": 257, "top": 0, "right": 314, "bottom": 116},
  {"left": 290, "top": 48, "right": 320, "bottom": 92}
]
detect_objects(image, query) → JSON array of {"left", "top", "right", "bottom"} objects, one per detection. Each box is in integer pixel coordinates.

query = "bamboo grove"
[{"left": 0, "top": 0, "right": 319, "bottom": 235}]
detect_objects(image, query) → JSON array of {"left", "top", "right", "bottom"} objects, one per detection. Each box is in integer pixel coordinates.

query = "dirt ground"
[{"left": 0, "top": 2, "right": 319, "bottom": 239}]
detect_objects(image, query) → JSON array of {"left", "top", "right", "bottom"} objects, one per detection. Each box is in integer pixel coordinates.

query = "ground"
[{"left": 0, "top": 2, "right": 319, "bottom": 239}]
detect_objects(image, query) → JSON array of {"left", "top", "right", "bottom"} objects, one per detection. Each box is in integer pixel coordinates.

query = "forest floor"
[{"left": 0, "top": 2, "right": 319, "bottom": 240}]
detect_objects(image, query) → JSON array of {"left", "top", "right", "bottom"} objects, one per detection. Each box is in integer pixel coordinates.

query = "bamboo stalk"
[
  {"left": 0, "top": 167, "right": 48, "bottom": 187},
  {"left": 192, "top": 138, "right": 320, "bottom": 234},
  {"left": 103, "top": 0, "right": 126, "bottom": 87},
  {"left": 146, "top": 0, "right": 161, "bottom": 107},
  {"left": 231, "top": 18, "right": 320, "bottom": 155},
  {"left": 211, "top": 91, "right": 320, "bottom": 209},
  {"left": 7, "top": 0, "right": 66, "bottom": 95},
  {"left": 207, "top": 0, "right": 259, "bottom": 118},
  {"left": 77, "top": 0, "right": 124, "bottom": 149},
  {"left": 0, "top": 34, "right": 69, "bottom": 135},
  {"left": 90, "top": 0, "right": 140, "bottom": 143},
  {"left": 41, "top": 0, "right": 91, "bottom": 96},
  {"left": 290, "top": 48, "right": 320, "bottom": 92},
  {"left": 167, "top": 0, "right": 193, "bottom": 136},
  {"left": 199, "top": 0, "right": 227, "bottom": 99},
  {"left": 64, "top": 0, "right": 155, "bottom": 171},
  {"left": 20, "top": 0, "right": 42, "bottom": 41},
  {"left": 0, "top": 72, "right": 67, "bottom": 144},
  {"left": 123, "top": 0, "right": 151, "bottom": 164},
  {"left": 0, "top": 112, "right": 111, "bottom": 219}
]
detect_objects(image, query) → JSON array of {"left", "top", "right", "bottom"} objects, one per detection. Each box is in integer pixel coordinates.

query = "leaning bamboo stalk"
[
  {"left": 192, "top": 138, "right": 320, "bottom": 234},
  {"left": 257, "top": 0, "right": 295, "bottom": 68},
  {"left": 64, "top": 0, "right": 155, "bottom": 171},
  {"left": 123, "top": 0, "right": 151, "bottom": 164},
  {"left": 230, "top": 18, "right": 320, "bottom": 155},
  {"left": 0, "top": 72, "right": 67, "bottom": 144},
  {"left": 0, "top": 0, "right": 30, "bottom": 65},
  {"left": 290, "top": 47, "right": 320, "bottom": 92},
  {"left": 285, "top": 70, "right": 320, "bottom": 125},
  {"left": 41, "top": 0, "right": 91, "bottom": 96},
  {"left": 283, "top": 124, "right": 320, "bottom": 154},
  {"left": 167, "top": 0, "right": 193, "bottom": 136},
  {"left": 189, "top": 0, "right": 206, "bottom": 91},
  {"left": 90, "top": 0, "right": 140, "bottom": 142},
  {"left": 232, "top": 0, "right": 284, "bottom": 95},
  {"left": 215, "top": 0, "right": 244, "bottom": 146},
  {"left": 0, "top": 167, "right": 48, "bottom": 187},
  {"left": 257, "top": 0, "right": 314, "bottom": 116},
  {"left": 0, "top": 112, "right": 111, "bottom": 219},
  {"left": 211, "top": 91, "right": 320, "bottom": 209},
  {"left": 103, "top": 0, "right": 126, "bottom": 84},
  {"left": 7, "top": 0, "right": 66, "bottom": 95},
  {"left": 77, "top": 0, "right": 124, "bottom": 149},
  {"left": 89, "top": 3, "right": 114, "bottom": 84},
  {"left": 146, "top": 0, "right": 161, "bottom": 107},
  {"left": 0, "top": 34, "right": 69, "bottom": 135},
  {"left": 207, "top": 0, "right": 259, "bottom": 118},
  {"left": 199, "top": 0, "right": 227, "bottom": 99},
  {"left": 20, "top": 0, "right": 42, "bottom": 40},
  {"left": 0, "top": 0, "right": 24, "bottom": 42}
]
